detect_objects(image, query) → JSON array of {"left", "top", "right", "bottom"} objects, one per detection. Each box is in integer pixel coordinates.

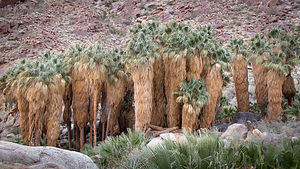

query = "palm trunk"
[
  {"left": 201, "top": 64, "right": 223, "bottom": 128},
  {"left": 151, "top": 58, "right": 166, "bottom": 127},
  {"left": 252, "top": 60, "right": 268, "bottom": 106},
  {"left": 16, "top": 93, "right": 29, "bottom": 143},
  {"left": 107, "top": 79, "right": 126, "bottom": 136},
  {"left": 282, "top": 73, "right": 296, "bottom": 106},
  {"left": 164, "top": 56, "right": 186, "bottom": 127},
  {"left": 267, "top": 69, "right": 285, "bottom": 121},
  {"left": 233, "top": 54, "right": 249, "bottom": 112},
  {"left": 182, "top": 104, "right": 198, "bottom": 132},
  {"left": 63, "top": 84, "right": 72, "bottom": 148},
  {"left": 46, "top": 93, "right": 63, "bottom": 146},
  {"left": 133, "top": 64, "right": 154, "bottom": 131},
  {"left": 186, "top": 50, "right": 203, "bottom": 80},
  {"left": 93, "top": 88, "right": 98, "bottom": 147},
  {"left": 72, "top": 79, "right": 89, "bottom": 151}
]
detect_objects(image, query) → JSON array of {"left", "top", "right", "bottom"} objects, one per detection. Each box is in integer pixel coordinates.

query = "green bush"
[
  {"left": 82, "top": 129, "right": 148, "bottom": 168},
  {"left": 86, "top": 131, "right": 300, "bottom": 169}
]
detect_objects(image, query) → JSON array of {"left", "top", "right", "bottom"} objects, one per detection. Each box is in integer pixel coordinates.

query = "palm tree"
[
  {"left": 229, "top": 39, "right": 249, "bottom": 112},
  {"left": 196, "top": 31, "right": 231, "bottom": 128},
  {"left": 263, "top": 28, "right": 299, "bottom": 121},
  {"left": 250, "top": 34, "right": 270, "bottom": 109},
  {"left": 175, "top": 77, "right": 209, "bottom": 131},
  {"left": 2, "top": 51, "right": 69, "bottom": 146},
  {"left": 127, "top": 22, "right": 161, "bottom": 131},
  {"left": 161, "top": 22, "right": 193, "bottom": 127}
]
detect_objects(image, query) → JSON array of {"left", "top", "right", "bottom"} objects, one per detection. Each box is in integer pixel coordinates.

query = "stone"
[
  {"left": 221, "top": 124, "right": 248, "bottom": 143},
  {"left": 233, "top": 112, "right": 260, "bottom": 125},
  {"left": 147, "top": 137, "right": 164, "bottom": 149},
  {"left": 6, "top": 133, "right": 15, "bottom": 139},
  {"left": 0, "top": 141, "right": 97, "bottom": 169},
  {"left": 0, "top": 163, "right": 29, "bottom": 169},
  {"left": 160, "top": 133, "right": 176, "bottom": 141},
  {"left": 252, "top": 129, "right": 262, "bottom": 137},
  {"left": 30, "top": 162, "right": 65, "bottom": 169},
  {"left": 214, "top": 123, "right": 228, "bottom": 132},
  {"left": 5, "top": 114, "right": 15, "bottom": 127},
  {"left": 267, "top": 0, "right": 281, "bottom": 8},
  {"left": 174, "top": 133, "right": 187, "bottom": 143},
  {"left": 0, "top": 162, "right": 65, "bottom": 169}
]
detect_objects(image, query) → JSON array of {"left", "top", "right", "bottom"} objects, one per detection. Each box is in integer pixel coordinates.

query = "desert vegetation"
[
  {"left": 82, "top": 129, "right": 300, "bottom": 169},
  {"left": 0, "top": 20, "right": 299, "bottom": 152}
]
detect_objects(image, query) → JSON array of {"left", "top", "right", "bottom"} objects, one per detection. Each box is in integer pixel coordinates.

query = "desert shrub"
[
  {"left": 284, "top": 90, "right": 300, "bottom": 120},
  {"left": 109, "top": 132, "right": 300, "bottom": 169},
  {"left": 83, "top": 129, "right": 148, "bottom": 168}
]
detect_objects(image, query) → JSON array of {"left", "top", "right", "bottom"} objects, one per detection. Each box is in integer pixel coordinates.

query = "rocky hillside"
[{"left": 0, "top": 0, "right": 299, "bottom": 149}]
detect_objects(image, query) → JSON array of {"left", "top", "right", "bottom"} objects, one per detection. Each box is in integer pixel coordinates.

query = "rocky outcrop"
[{"left": 0, "top": 141, "right": 97, "bottom": 169}]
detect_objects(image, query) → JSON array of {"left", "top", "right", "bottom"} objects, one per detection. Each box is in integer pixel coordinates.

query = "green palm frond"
[
  {"left": 127, "top": 21, "right": 161, "bottom": 67},
  {"left": 174, "top": 77, "right": 209, "bottom": 111}
]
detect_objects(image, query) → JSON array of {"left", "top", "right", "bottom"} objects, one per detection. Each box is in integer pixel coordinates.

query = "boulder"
[
  {"left": 0, "top": 141, "right": 97, "bottom": 169},
  {"left": 252, "top": 129, "right": 262, "bottom": 137},
  {"left": 0, "top": 162, "right": 65, "bottom": 169},
  {"left": 221, "top": 124, "right": 248, "bottom": 144},
  {"left": 214, "top": 123, "right": 228, "bottom": 132},
  {"left": 233, "top": 112, "right": 260, "bottom": 125},
  {"left": 174, "top": 133, "right": 187, "bottom": 143},
  {"left": 160, "top": 133, "right": 176, "bottom": 141},
  {"left": 147, "top": 137, "right": 164, "bottom": 149}
]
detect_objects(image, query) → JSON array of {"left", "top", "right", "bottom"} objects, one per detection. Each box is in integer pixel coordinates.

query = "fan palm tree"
[
  {"left": 262, "top": 28, "right": 299, "bottom": 121},
  {"left": 229, "top": 39, "right": 249, "bottom": 112},
  {"left": 250, "top": 34, "right": 270, "bottom": 108},
  {"left": 2, "top": 51, "right": 69, "bottom": 146},
  {"left": 198, "top": 36, "right": 231, "bottom": 128},
  {"left": 175, "top": 77, "right": 209, "bottom": 131},
  {"left": 127, "top": 22, "right": 161, "bottom": 131}
]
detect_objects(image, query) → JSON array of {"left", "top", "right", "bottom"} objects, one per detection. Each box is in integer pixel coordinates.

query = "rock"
[
  {"left": 6, "top": 114, "right": 15, "bottom": 127},
  {"left": 267, "top": 0, "right": 281, "bottom": 8},
  {"left": 252, "top": 129, "right": 262, "bottom": 137},
  {"left": 30, "top": 162, "right": 65, "bottom": 169},
  {"left": 0, "top": 163, "right": 29, "bottom": 169},
  {"left": 13, "top": 114, "right": 20, "bottom": 128},
  {"left": 160, "top": 133, "right": 176, "bottom": 141},
  {"left": 233, "top": 112, "right": 260, "bottom": 125},
  {"left": 0, "top": 141, "right": 97, "bottom": 169},
  {"left": 0, "top": 162, "right": 65, "bottom": 169},
  {"left": 292, "top": 137, "right": 298, "bottom": 142},
  {"left": 147, "top": 137, "right": 164, "bottom": 149},
  {"left": 221, "top": 124, "right": 248, "bottom": 143},
  {"left": 174, "top": 133, "right": 187, "bottom": 143},
  {"left": 214, "top": 123, "right": 228, "bottom": 132},
  {"left": 6, "top": 133, "right": 15, "bottom": 139},
  {"left": 215, "top": 23, "right": 224, "bottom": 29}
]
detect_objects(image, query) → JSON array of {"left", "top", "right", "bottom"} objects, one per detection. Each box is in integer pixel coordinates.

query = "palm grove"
[{"left": 0, "top": 21, "right": 299, "bottom": 151}]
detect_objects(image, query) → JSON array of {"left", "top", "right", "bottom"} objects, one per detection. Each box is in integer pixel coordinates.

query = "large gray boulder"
[{"left": 0, "top": 141, "right": 98, "bottom": 169}]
